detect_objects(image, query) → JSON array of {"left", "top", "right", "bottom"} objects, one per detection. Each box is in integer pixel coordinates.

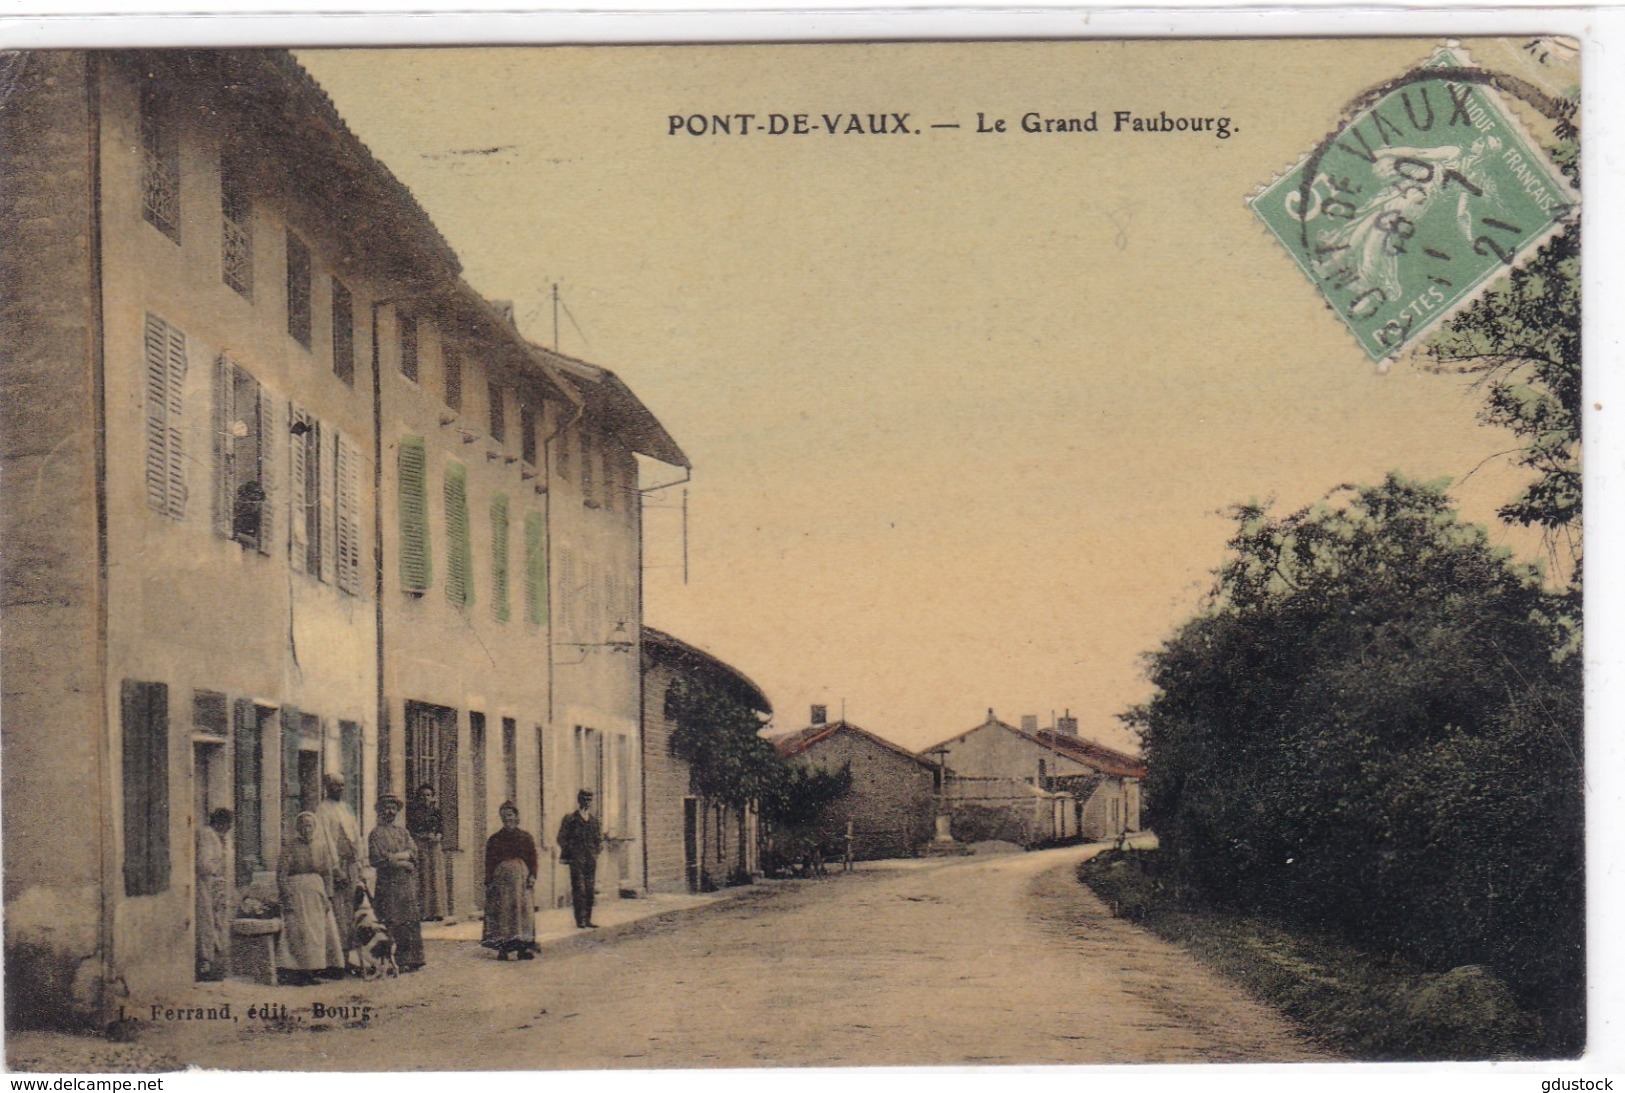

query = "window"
[
  {"left": 121, "top": 679, "right": 170, "bottom": 897},
  {"left": 557, "top": 427, "right": 573, "bottom": 483},
  {"left": 444, "top": 460, "right": 472, "bottom": 608},
  {"left": 520, "top": 404, "right": 537, "bottom": 466},
  {"left": 491, "top": 493, "right": 510, "bottom": 623},
  {"left": 398, "top": 436, "right": 431, "bottom": 593},
  {"left": 502, "top": 718, "right": 518, "bottom": 805},
  {"left": 443, "top": 346, "right": 462, "bottom": 411},
  {"left": 399, "top": 314, "right": 419, "bottom": 382},
  {"left": 286, "top": 232, "right": 311, "bottom": 349},
  {"left": 488, "top": 382, "right": 506, "bottom": 443},
  {"left": 335, "top": 437, "right": 363, "bottom": 596},
  {"left": 142, "top": 313, "right": 187, "bottom": 521},
  {"left": 524, "top": 511, "right": 548, "bottom": 626},
  {"left": 220, "top": 158, "right": 252, "bottom": 298},
  {"left": 331, "top": 280, "right": 354, "bottom": 385},
  {"left": 139, "top": 83, "right": 179, "bottom": 243},
  {"left": 213, "top": 356, "right": 272, "bottom": 553}
]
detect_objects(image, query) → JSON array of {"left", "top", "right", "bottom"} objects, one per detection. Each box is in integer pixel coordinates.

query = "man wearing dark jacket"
[{"left": 556, "top": 790, "right": 603, "bottom": 928}]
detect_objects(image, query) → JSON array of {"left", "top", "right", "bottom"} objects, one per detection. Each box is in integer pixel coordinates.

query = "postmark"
[{"left": 1250, "top": 48, "right": 1578, "bottom": 362}]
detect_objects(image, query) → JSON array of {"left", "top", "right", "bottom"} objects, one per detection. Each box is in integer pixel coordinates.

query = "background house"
[
  {"left": 922, "top": 710, "right": 1144, "bottom": 847},
  {"left": 771, "top": 709, "right": 937, "bottom": 862}
]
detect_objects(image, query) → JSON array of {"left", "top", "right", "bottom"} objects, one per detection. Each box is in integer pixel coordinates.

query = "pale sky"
[{"left": 298, "top": 38, "right": 1570, "bottom": 754}]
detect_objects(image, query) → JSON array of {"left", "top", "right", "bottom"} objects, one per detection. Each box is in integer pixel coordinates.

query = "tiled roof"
[
  {"left": 919, "top": 709, "right": 1146, "bottom": 779},
  {"left": 642, "top": 627, "right": 771, "bottom": 714},
  {"left": 771, "top": 720, "right": 936, "bottom": 769}
]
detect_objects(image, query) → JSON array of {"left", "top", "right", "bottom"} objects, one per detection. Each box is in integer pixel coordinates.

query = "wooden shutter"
[
  {"left": 288, "top": 404, "right": 308, "bottom": 573},
  {"left": 491, "top": 493, "right": 510, "bottom": 623},
  {"left": 524, "top": 511, "right": 548, "bottom": 626},
  {"left": 281, "top": 705, "right": 303, "bottom": 840},
  {"left": 121, "top": 680, "right": 170, "bottom": 897},
  {"left": 233, "top": 698, "right": 263, "bottom": 884},
  {"left": 212, "top": 355, "right": 234, "bottom": 538},
  {"left": 444, "top": 460, "right": 471, "bottom": 608},
  {"left": 336, "top": 436, "right": 362, "bottom": 595},
  {"left": 398, "top": 437, "right": 431, "bottom": 593},
  {"left": 143, "top": 315, "right": 170, "bottom": 514},
  {"left": 438, "top": 710, "right": 460, "bottom": 851},
  {"left": 318, "top": 423, "right": 336, "bottom": 584},
  {"left": 255, "top": 384, "right": 275, "bottom": 555}
]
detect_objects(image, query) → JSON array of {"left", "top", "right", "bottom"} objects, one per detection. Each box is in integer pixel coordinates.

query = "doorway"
[{"left": 683, "top": 797, "right": 699, "bottom": 893}]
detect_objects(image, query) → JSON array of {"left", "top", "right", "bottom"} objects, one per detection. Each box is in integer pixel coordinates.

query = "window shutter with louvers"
[{"left": 398, "top": 437, "right": 431, "bottom": 593}]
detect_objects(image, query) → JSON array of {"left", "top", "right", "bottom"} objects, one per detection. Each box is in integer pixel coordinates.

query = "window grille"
[
  {"left": 139, "top": 84, "right": 179, "bottom": 242},
  {"left": 233, "top": 699, "right": 265, "bottom": 884},
  {"left": 285, "top": 232, "right": 311, "bottom": 348},
  {"left": 143, "top": 313, "right": 187, "bottom": 521},
  {"left": 220, "top": 159, "right": 252, "bottom": 298},
  {"left": 406, "top": 702, "right": 460, "bottom": 851},
  {"left": 331, "top": 280, "right": 354, "bottom": 385}
]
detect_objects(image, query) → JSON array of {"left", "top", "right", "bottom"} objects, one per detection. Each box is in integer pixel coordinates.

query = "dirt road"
[{"left": 10, "top": 845, "right": 1327, "bottom": 1070}]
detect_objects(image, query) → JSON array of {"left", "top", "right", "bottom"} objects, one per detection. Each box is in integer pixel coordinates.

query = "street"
[{"left": 11, "top": 845, "right": 1327, "bottom": 1070}]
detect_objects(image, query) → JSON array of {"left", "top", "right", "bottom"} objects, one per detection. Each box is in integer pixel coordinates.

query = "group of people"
[{"left": 197, "top": 773, "right": 606, "bottom": 983}]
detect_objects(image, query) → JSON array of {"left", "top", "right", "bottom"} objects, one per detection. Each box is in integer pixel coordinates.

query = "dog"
[{"left": 351, "top": 888, "right": 399, "bottom": 981}]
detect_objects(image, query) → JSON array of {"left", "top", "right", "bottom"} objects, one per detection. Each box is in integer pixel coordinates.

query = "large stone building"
[
  {"left": 771, "top": 711, "right": 937, "bottom": 861},
  {"left": 0, "top": 49, "right": 680, "bottom": 1028}
]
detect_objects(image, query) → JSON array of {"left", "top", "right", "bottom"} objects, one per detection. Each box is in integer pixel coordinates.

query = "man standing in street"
[
  {"left": 556, "top": 790, "right": 603, "bottom": 928},
  {"left": 315, "top": 772, "right": 364, "bottom": 968}
]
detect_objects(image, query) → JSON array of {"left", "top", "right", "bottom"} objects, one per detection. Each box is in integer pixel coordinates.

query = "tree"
[
  {"left": 1128, "top": 475, "right": 1582, "bottom": 1051},
  {"left": 1425, "top": 132, "right": 1579, "bottom": 579}
]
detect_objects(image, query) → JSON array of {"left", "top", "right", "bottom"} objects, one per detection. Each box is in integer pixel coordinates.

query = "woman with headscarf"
[
  {"left": 367, "top": 794, "right": 426, "bottom": 972},
  {"left": 276, "top": 811, "right": 345, "bottom": 986},
  {"left": 481, "top": 801, "right": 539, "bottom": 960}
]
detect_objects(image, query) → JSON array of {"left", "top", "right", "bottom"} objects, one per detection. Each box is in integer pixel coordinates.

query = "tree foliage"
[
  {"left": 1425, "top": 131, "right": 1579, "bottom": 575},
  {"left": 760, "top": 763, "right": 853, "bottom": 832},
  {"left": 1129, "top": 476, "right": 1583, "bottom": 1051},
  {"left": 666, "top": 676, "right": 783, "bottom": 811}
]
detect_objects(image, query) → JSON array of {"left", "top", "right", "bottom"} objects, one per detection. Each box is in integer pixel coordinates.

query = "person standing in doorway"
[
  {"left": 407, "top": 782, "right": 447, "bottom": 921},
  {"left": 195, "top": 808, "right": 234, "bottom": 981},
  {"left": 556, "top": 790, "right": 603, "bottom": 928}
]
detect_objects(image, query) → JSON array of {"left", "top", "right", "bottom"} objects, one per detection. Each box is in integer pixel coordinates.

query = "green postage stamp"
[{"left": 1250, "top": 48, "right": 1578, "bottom": 362}]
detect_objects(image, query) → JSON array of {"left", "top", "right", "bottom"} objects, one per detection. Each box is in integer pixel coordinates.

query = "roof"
[
  {"left": 541, "top": 349, "right": 690, "bottom": 469},
  {"left": 642, "top": 627, "right": 770, "bottom": 714},
  {"left": 919, "top": 709, "right": 1146, "bottom": 779},
  {"left": 771, "top": 720, "right": 937, "bottom": 770}
]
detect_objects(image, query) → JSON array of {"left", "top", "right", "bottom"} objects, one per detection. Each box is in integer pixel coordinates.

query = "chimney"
[
  {"left": 1057, "top": 709, "right": 1079, "bottom": 737},
  {"left": 1020, "top": 715, "right": 1039, "bottom": 734},
  {"left": 810, "top": 704, "right": 827, "bottom": 726}
]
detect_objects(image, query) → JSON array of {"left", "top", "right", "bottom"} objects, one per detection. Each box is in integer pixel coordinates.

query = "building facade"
[{"left": 0, "top": 49, "right": 679, "bottom": 1028}]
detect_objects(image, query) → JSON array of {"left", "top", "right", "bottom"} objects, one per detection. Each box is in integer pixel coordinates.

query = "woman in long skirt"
[
  {"left": 277, "top": 811, "right": 345, "bottom": 986},
  {"left": 481, "top": 802, "right": 538, "bottom": 960},
  {"left": 367, "top": 794, "right": 426, "bottom": 971}
]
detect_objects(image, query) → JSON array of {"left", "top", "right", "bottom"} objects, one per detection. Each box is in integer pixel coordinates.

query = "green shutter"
[
  {"left": 524, "top": 510, "right": 548, "bottom": 626},
  {"left": 445, "top": 461, "right": 472, "bottom": 608},
  {"left": 491, "top": 493, "right": 510, "bottom": 623},
  {"left": 398, "top": 437, "right": 431, "bottom": 593}
]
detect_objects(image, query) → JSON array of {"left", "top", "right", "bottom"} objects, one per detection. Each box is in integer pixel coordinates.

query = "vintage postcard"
[{"left": 0, "top": 30, "right": 1594, "bottom": 1078}]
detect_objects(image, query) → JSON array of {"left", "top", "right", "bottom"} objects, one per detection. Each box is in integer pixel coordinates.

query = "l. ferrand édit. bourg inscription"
[{"left": 667, "top": 110, "right": 1235, "bottom": 139}]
